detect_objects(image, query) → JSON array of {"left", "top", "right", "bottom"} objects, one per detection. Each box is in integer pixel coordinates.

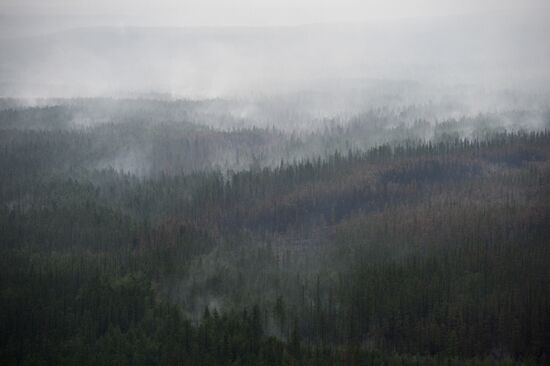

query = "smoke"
[{"left": 1, "top": 10, "right": 549, "bottom": 100}]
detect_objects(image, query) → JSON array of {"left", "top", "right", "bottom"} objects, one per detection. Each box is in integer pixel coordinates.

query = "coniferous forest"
[
  {"left": 1, "top": 3, "right": 550, "bottom": 365},
  {"left": 1, "top": 98, "right": 549, "bottom": 365}
]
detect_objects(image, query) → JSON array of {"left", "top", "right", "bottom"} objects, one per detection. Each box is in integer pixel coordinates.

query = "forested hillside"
[{"left": 1, "top": 100, "right": 549, "bottom": 365}]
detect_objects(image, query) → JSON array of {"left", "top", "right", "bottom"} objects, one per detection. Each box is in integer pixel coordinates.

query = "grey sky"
[
  {"left": 1, "top": 0, "right": 548, "bottom": 98},
  {"left": 1, "top": 0, "right": 548, "bottom": 27}
]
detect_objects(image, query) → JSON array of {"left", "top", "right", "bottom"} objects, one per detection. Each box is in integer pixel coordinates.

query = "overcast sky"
[
  {"left": 1, "top": 0, "right": 549, "bottom": 98},
  {"left": 1, "top": 0, "right": 548, "bottom": 27}
]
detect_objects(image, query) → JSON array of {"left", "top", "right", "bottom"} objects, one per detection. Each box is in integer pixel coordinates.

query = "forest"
[{"left": 1, "top": 97, "right": 549, "bottom": 365}]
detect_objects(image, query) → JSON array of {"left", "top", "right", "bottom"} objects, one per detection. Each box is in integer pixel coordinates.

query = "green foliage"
[{"left": 1, "top": 118, "right": 549, "bottom": 365}]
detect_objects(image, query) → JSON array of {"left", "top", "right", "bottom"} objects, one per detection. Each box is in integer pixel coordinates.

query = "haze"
[
  {"left": 2, "top": 1, "right": 550, "bottom": 364},
  {"left": 0, "top": 0, "right": 548, "bottom": 99},
  {"left": 2, "top": 0, "right": 549, "bottom": 27}
]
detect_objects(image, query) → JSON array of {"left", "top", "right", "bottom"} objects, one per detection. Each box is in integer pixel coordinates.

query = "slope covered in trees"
[{"left": 1, "top": 101, "right": 550, "bottom": 365}]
